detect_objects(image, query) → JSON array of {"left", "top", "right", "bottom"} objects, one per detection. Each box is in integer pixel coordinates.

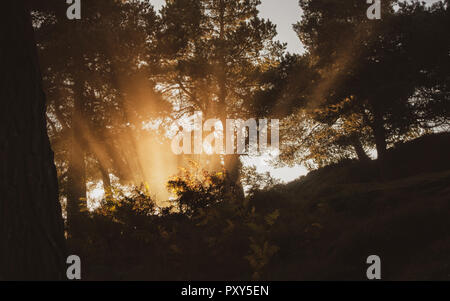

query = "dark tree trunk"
[
  {"left": 352, "top": 139, "right": 371, "bottom": 162},
  {"left": 0, "top": 1, "right": 66, "bottom": 280},
  {"left": 66, "top": 136, "right": 87, "bottom": 237},
  {"left": 66, "top": 77, "right": 87, "bottom": 238},
  {"left": 224, "top": 154, "right": 245, "bottom": 200},
  {"left": 371, "top": 108, "right": 388, "bottom": 160},
  {"left": 99, "top": 164, "right": 112, "bottom": 195},
  {"left": 216, "top": 0, "right": 244, "bottom": 199},
  {"left": 373, "top": 121, "right": 387, "bottom": 161}
]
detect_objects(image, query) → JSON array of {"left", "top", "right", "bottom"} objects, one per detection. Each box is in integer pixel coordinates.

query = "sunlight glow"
[
  {"left": 242, "top": 151, "right": 308, "bottom": 183},
  {"left": 86, "top": 181, "right": 105, "bottom": 211}
]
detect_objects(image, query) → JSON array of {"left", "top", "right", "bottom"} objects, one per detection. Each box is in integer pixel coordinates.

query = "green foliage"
[
  {"left": 167, "top": 161, "right": 230, "bottom": 216},
  {"left": 241, "top": 165, "right": 281, "bottom": 195},
  {"left": 245, "top": 208, "right": 280, "bottom": 280}
]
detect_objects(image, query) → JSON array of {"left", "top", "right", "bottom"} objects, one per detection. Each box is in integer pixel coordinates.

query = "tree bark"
[
  {"left": 99, "top": 163, "right": 112, "bottom": 195},
  {"left": 352, "top": 139, "right": 371, "bottom": 162},
  {"left": 66, "top": 136, "right": 87, "bottom": 237},
  {"left": 223, "top": 154, "right": 245, "bottom": 199},
  {"left": 371, "top": 107, "right": 388, "bottom": 160},
  {"left": 217, "top": 0, "right": 244, "bottom": 199},
  {"left": 0, "top": 0, "right": 66, "bottom": 280},
  {"left": 66, "top": 75, "right": 87, "bottom": 238}
]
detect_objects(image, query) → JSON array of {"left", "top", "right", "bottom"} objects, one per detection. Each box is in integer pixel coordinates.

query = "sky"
[
  {"left": 257, "top": 0, "right": 304, "bottom": 54},
  {"left": 150, "top": 0, "right": 305, "bottom": 54}
]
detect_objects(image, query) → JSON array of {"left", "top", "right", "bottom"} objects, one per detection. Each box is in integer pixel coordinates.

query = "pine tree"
[{"left": 159, "top": 0, "right": 284, "bottom": 191}]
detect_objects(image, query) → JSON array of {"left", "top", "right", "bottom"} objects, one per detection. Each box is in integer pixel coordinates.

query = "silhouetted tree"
[
  {"left": 294, "top": 0, "right": 449, "bottom": 159},
  {"left": 257, "top": 0, "right": 449, "bottom": 166},
  {"left": 159, "top": 0, "right": 284, "bottom": 194},
  {"left": 0, "top": 0, "right": 65, "bottom": 280}
]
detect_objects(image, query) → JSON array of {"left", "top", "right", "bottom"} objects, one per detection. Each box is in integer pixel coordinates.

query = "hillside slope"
[{"left": 251, "top": 132, "right": 450, "bottom": 280}]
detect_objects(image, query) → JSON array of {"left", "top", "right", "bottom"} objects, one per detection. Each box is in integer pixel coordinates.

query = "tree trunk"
[
  {"left": 99, "top": 163, "right": 112, "bottom": 196},
  {"left": 352, "top": 139, "right": 371, "bottom": 162},
  {"left": 371, "top": 108, "right": 388, "bottom": 160},
  {"left": 216, "top": 0, "right": 244, "bottom": 199},
  {"left": 224, "top": 154, "right": 245, "bottom": 200},
  {"left": 0, "top": 1, "right": 66, "bottom": 280},
  {"left": 66, "top": 136, "right": 87, "bottom": 237},
  {"left": 66, "top": 77, "right": 87, "bottom": 238}
]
